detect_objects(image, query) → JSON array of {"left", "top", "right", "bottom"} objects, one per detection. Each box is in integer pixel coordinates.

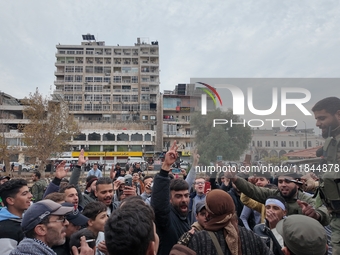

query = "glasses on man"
[
  {"left": 48, "top": 215, "right": 67, "bottom": 224},
  {"left": 195, "top": 182, "right": 204, "bottom": 185}
]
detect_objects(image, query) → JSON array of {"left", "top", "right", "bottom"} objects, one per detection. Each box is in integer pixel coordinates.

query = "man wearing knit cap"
[
  {"left": 182, "top": 189, "right": 272, "bottom": 255},
  {"left": 225, "top": 170, "right": 330, "bottom": 226},
  {"left": 276, "top": 214, "right": 328, "bottom": 255}
]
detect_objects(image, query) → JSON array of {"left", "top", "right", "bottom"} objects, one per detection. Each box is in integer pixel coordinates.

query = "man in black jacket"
[{"left": 151, "top": 141, "right": 199, "bottom": 255}]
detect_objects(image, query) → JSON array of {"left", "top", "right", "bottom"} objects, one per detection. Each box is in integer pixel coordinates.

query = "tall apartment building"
[{"left": 53, "top": 35, "right": 162, "bottom": 163}]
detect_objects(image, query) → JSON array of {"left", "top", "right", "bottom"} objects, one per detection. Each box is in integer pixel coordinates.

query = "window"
[
  {"left": 65, "top": 66, "right": 74, "bottom": 73},
  {"left": 93, "top": 104, "right": 102, "bottom": 111},
  {"left": 131, "top": 95, "right": 138, "bottom": 102},
  {"left": 64, "top": 95, "right": 73, "bottom": 101},
  {"left": 85, "top": 95, "right": 93, "bottom": 101},
  {"left": 103, "top": 95, "right": 111, "bottom": 101},
  {"left": 132, "top": 76, "right": 138, "bottom": 83},
  {"left": 252, "top": 141, "right": 255, "bottom": 146},
  {"left": 85, "top": 85, "right": 93, "bottom": 92},
  {"left": 94, "top": 66, "right": 103, "bottom": 73},
  {"left": 145, "top": 133, "right": 151, "bottom": 141},
  {"left": 122, "top": 105, "right": 130, "bottom": 111},
  {"left": 113, "top": 95, "right": 121, "bottom": 102},
  {"left": 84, "top": 104, "right": 92, "bottom": 111},
  {"left": 308, "top": 141, "right": 312, "bottom": 147},
  {"left": 142, "top": 115, "right": 148, "bottom": 120},
  {"left": 74, "top": 85, "right": 82, "bottom": 91},
  {"left": 74, "top": 95, "right": 82, "bottom": 101},
  {"left": 85, "top": 77, "right": 93, "bottom": 83},
  {"left": 94, "top": 77, "right": 102, "bottom": 83},
  {"left": 296, "top": 141, "right": 299, "bottom": 147},
  {"left": 75, "top": 75, "right": 82, "bottom": 82},
  {"left": 65, "top": 85, "right": 73, "bottom": 91},
  {"left": 140, "top": 104, "right": 150, "bottom": 110},
  {"left": 112, "top": 104, "right": 122, "bottom": 111},
  {"left": 75, "top": 66, "right": 83, "bottom": 73},
  {"left": 113, "top": 76, "right": 121, "bottom": 83},
  {"left": 104, "top": 77, "right": 111, "bottom": 83},
  {"left": 65, "top": 75, "right": 73, "bottom": 82},
  {"left": 93, "top": 95, "right": 102, "bottom": 101},
  {"left": 141, "top": 94, "right": 150, "bottom": 101},
  {"left": 141, "top": 87, "right": 149, "bottom": 91},
  {"left": 93, "top": 85, "right": 102, "bottom": 92},
  {"left": 104, "top": 67, "right": 111, "bottom": 74},
  {"left": 103, "top": 105, "right": 110, "bottom": 111},
  {"left": 86, "top": 66, "right": 94, "bottom": 73},
  {"left": 281, "top": 141, "right": 286, "bottom": 147},
  {"left": 257, "top": 141, "right": 262, "bottom": 147},
  {"left": 265, "top": 141, "right": 270, "bottom": 147},
  {"left": 122, "top": 95, "right": 130, "bottom": 102},
  {"left": 150, "top": 115, "right": 156, "bottom": 120},
  {"left": 122, "top": 67, "right": 131, "bottom": 73},
  {"left": 73, "top": 104, "right": 82, "bottom": 111}
]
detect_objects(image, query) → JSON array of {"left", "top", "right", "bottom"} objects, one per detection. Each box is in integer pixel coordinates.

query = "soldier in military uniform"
[{"left": 312, "top": 96, "right": 340, "bottom": 254}]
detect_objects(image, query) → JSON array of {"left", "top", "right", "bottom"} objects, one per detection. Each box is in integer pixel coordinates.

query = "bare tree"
[{"left": 20, "top": 88, "right": 79, "bottom": 173}]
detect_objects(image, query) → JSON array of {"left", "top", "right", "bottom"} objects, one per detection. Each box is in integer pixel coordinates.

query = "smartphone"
[
  {"left": 125, "top": 178, "right": 132, "bottom": 187},
  {"left": 172, "top": 168, "right": 181, "bottom": 174},
  {"left": 204, "top": 182, "right": 211, "bottom": 194}
]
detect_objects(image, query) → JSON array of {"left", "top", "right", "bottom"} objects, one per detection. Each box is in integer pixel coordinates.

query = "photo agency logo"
[{"left": 197, "top": 81, "right": 312, "bottom": 128}]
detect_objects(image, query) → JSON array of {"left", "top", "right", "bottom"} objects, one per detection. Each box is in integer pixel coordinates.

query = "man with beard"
[
  {"left": 225, "top": 171, "right": 329, "bottom": 226},
  {"left": 151, "top": 141, "right": 199, "bottom": 255},
  {"left": 10, "top": 199, "right": 93, "bottom": 255},
  {"left": 312, "top": 96, "right": 340, "bottom": 254}
]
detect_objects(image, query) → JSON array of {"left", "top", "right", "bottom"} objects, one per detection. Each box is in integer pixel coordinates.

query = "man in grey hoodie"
[{"left": 0, "top": 179, "right": 33, "bottom": 255}]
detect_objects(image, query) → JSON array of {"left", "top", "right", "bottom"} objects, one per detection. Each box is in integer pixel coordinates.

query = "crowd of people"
[{"left": 0, "top": 96, "right": 339, "bottom": 255}]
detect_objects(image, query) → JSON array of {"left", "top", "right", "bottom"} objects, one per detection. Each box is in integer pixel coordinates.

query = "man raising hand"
[{"left": 151, "top": 141, "right": 191, "bottom": 255}]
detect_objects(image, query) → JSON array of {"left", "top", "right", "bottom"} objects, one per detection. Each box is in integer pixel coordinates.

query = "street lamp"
[{"left": 303, "top": 121, "right": 307, "bottom": 149}]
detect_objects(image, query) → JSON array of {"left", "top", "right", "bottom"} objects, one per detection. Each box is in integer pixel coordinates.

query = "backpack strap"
[
  {"left": 207, "top": 231, "right": 224, "bottom": 255},
  {"left": 263, "top": 226, "right": 285, "bottom": 255}
]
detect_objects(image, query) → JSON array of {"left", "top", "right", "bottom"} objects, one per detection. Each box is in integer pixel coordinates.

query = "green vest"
[{"left": 317, "top": 136, "right": 340, "bottom": 212}]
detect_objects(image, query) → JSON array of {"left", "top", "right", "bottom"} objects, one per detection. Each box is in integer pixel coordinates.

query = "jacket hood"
[{"left": 0, "top": 207, "right": 21, "bottom": 221}]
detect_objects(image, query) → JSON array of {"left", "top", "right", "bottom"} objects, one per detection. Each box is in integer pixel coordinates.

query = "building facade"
[
  {"left": 0, "top": 92, "right": 27, "bottom": 163},
  {"left": 248, "top": 127, "right": 324, "bottom": 161},
  {"left": 53, "top": 36, "right": 161, "bottom": 163},
  {"left": 162, "top": 84, "right": 215, "bottom": 158}
]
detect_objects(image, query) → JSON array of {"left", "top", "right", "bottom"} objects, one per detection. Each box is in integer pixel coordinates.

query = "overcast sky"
[{"left": 1, "top": 0, "right": 340, "bottom": 131}]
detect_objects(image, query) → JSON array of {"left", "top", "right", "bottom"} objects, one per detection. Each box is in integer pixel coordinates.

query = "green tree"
[
  {"left": 263, "top": 156, "right": 288, "bottom": 165},
  {"left": 20, "top": 88, "right": 79, "bottom": 172},
  {"left": 190, "top": 108, "right": 252, "bottom": 165}
]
